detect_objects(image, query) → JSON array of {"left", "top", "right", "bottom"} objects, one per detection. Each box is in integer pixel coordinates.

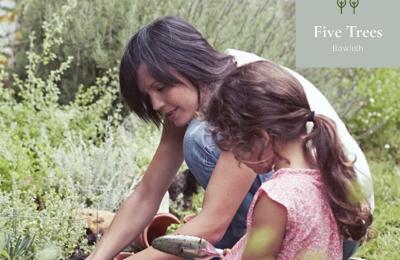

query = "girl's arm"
[
  {"left": 242, "top": 192, "right": 287, "bottom": 260},
  {"left": 126, "top": 151, "right": 258, "bottom": 260},
  {"left": 86, "top": 120, "right": 186, "bottom": 260}
]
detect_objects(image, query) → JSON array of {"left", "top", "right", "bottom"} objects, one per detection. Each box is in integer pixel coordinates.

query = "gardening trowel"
[{"left": 151, "top": 234, "right": 224, "bottom": 259}]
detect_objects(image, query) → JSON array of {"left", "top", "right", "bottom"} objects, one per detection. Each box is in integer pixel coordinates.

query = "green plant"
[
  {"left": 0, "top": 184, "right": 89, "bottom": 259},
  {"left": 346, "top": 68, "right": 400, "bottom": 161},
  {"left": 0, "top": 233, "right": 35, "bottom": 260},
  {"left": 52, "top": 115, "right": 160, "bottom": 211},
  {"left": 0, "top": 0, "right": 132, "bottom": 258},
  {"left": 12, "top": 0, "right": 296, "bottom": 103},
  {"left": 34, "top": 243, "right": 60, "bottom": 260},
  {"left": 0, "top": 0, "right": 164, "bottom": 256},
  {"left": 0, "top": 0, "right": 122, "bottom": 192}
]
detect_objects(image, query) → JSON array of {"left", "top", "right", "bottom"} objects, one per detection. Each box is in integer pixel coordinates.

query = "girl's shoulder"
[
  {"left": 273, "top": 167, "right": 320, "bottom": 176},
  {"left": 251, "top": 168, "right": 342, "bottom": 259},
  {"left": 255, "top": 168, "right": 326, "bottom": 215},
  {"left": 263, "top": 168, "right": 322, "bottom": 188}
]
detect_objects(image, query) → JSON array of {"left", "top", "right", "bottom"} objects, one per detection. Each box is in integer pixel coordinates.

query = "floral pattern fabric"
[{"left": 223, "top": 168, "right": 343, "bottom": 260}]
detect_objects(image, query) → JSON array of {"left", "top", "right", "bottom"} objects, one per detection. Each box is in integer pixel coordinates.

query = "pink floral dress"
[{"left": 224, "top": 168, "right": 342, "bottom": 260}]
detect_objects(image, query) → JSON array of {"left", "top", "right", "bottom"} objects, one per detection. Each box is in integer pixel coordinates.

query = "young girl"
[
  {"left": 87, "top": 16, "right": 373, "bottom": 260},
  {"left": 206, "top": 61, "right": 373, "bottom": 260}
]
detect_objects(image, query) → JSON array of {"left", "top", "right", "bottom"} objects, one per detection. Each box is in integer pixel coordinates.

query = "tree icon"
[
  {"left": 350, "top": 0, "right": 359, "bottom": 14},
  {"left": 337, "top": 0, "right": 347, "bottom": 14}
]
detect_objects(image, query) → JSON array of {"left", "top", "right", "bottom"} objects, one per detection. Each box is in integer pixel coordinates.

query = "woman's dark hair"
[
  {"left": 119, "top": 16, "right": 236, "bottom": 126},
  {"left": 206, "top": 61, "right": 372, "bottom": 241}
]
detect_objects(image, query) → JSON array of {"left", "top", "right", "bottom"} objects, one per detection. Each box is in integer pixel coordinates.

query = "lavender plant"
[{"left": 52, "top": 115, "right": 160, "bottom": 211}]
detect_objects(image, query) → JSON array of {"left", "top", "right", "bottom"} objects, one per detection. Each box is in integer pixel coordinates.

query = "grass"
[{"left": 355, "top": 160, "right": 400, "bottom": 260}]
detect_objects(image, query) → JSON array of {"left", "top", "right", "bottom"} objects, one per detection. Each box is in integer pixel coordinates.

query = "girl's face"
[{"left": 137, "top": 64, "right": 199, "bottom": 127}]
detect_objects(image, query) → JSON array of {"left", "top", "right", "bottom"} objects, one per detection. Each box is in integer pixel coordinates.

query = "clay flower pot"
[
  {"left": 112, "top": 213, "right": 180, "bottom": 259},
  {"left": 134, "top": 212, "right": 180, "bottom": 249}
]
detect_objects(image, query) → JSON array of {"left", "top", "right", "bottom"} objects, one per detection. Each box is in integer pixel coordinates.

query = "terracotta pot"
[
  {"left": 134, "top": 213, "right": 180, "bottom": 249},
  {"left": 113, "top": 252, "right": 134, "bottom": 260}
]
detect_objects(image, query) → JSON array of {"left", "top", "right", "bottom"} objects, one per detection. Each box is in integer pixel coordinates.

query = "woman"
[{"left": 87, "top": 16, "right": 373, "bottom": 260}]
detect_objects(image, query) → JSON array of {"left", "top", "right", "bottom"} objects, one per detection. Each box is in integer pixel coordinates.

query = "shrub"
[
  {"left": 345, "top": 68, "right": 400, "bottom": 161},
  {"left": 0, "top": 0, "right": 121, "bottom": 192},
  {"left": 52, "top": 115, "right": 160, "bottom": 211},
  {"left": 0, "top": 1, "right": 160, "bottom": 258},
  {"left": 0, "top": 184, "right": 88, "bottom": 260},
  {"left": 13, "top": 0, "right": 296, "bottom": 103}
]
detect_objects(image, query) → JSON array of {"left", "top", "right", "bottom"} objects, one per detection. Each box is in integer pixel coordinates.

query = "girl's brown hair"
[{"left": 206, "top": 61, "right": 372, "bottom": 240}]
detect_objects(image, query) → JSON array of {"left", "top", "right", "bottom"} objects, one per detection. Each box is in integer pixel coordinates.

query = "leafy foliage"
[
  {"left": 345, "top": 69, "right": 400, "bottom": 161},
  {"left": 13, "top": 0, "right": 296, "bottom": 103},
  {"left": 0, "top": 1, "right": 159, "bottom": 258},
  {"left": 0, "top": 233, "right": 35, "bottom": 259},
  {"left": 52, "top": 115, "right": 160, "bottom": 211}
]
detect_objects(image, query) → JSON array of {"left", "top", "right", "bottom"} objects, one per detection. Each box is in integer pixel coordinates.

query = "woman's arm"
[
  {"left": 86, "top": 120, "right": 186, "bottom": 260},
  {"left": 242, "top": 192, "right": 287, "bottom": 260},
  {"left": 127, "top": 151, "right": 258, "bottom": 260}
]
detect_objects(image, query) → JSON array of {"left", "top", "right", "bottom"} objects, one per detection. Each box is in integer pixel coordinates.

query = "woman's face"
[{"left": 137, "top": 64, "right": 199, "bottom": 127}]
